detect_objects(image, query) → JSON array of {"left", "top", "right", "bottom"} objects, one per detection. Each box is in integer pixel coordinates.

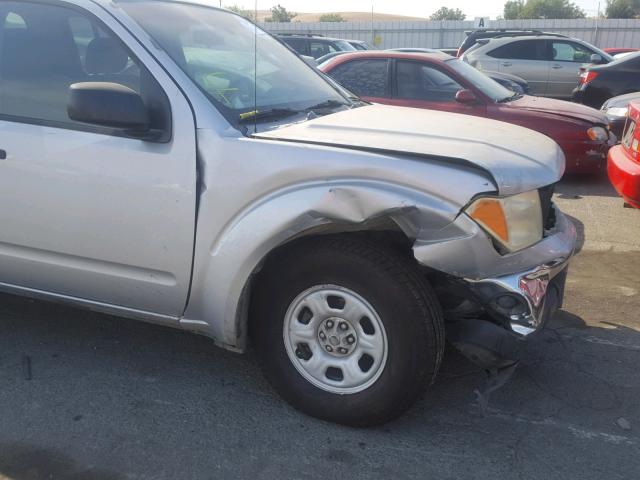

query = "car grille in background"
[{"left": 539, "top": 184, "right": 556, "bottom": 230}]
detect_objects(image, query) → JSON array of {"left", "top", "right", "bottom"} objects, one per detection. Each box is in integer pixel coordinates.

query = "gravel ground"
[{"left": 0, "top": 174, "right": 638, "bottom": 480}]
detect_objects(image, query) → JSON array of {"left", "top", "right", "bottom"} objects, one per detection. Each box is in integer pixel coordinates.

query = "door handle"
[
  {"left": 0, "top": 150, "right": 6, "bottom": 160},
  {"left": 552, "top": 64, "right": 562, "bottom": 69},
  {"left": 501, "top": 62, "right": 512, "bottom": 67}
]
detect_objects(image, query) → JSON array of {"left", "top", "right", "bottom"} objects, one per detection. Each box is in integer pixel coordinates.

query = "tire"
[{"left": 250, "top": 235, "right": 445, "bottom": 426}]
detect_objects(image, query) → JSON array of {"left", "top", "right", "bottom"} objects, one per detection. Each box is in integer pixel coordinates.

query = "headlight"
[
  {"left": 587, "top": 126, "right": 608, "bottom": 142},
  {"left": 466, "top": 190, "right": 543, "bottom": 253},
  {"left": 603, "top": 106, "right": 628, "bottom": 118}
]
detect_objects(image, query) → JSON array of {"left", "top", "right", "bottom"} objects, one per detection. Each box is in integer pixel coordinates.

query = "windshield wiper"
[
  {"left": 305, "top": 99, "right": 350, "bottom": 112},
  {"left": 238, "top": 108, "right": 301, "bottom": 123}
]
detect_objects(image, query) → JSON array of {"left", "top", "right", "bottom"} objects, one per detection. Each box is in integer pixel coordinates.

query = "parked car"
[
  {"left": 613, "top": 51, "right": 637, "bottom": 61},
  {"left": 322, "top": 51, "right": 614, "bottom": 173},
  {"left": 438, "top": 48, "right": 458, "bottom": 56},
  {"left": 321, "top": 50, "right": 530, "bottom": 94},
  {"left": 483, "top": 70, "right": 530, "bottom": 94},
  {"left": 347, "top": 39, "right": 371, "bottom": 50},
  {"left": 276, "top": 33, "right": 356, "bottom": 59},
  {"left": 389, "top": 47, "right": 442, "bottom": 54},
  {"left": 608, "top": 101, "right": 640, "bottom": 207},
  {"left": 457, "top": 29, "right": 568, "bottom": 57},
  {"left": 316, "top": 50, "right": 350, "bottom": 66},
  {"left": 388, "top": 49, "right": 529, "bottom": 93},
  {"left": 601, "top": 91, "right": 640, "bottom": 138},
  {"left": 0, "top": 0, "right": 577, "bottom": 426},
  {"left": 603, "top": 47, "right": 640, "bottom": 56},
  {"left": 463, "top": 35, "right": 613, "bottom": 98},
  {"left": 572, "top": 52, "right": 640, "bottom": 109}
]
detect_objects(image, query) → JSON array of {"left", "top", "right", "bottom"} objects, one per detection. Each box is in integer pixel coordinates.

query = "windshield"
[
  {"left": 446, "top": 58, "right": 516, "bottom": 102},
  {"left": 332, "top": 40, "right": 357, "bottom": 52},
  {"left": 119, "top": 1, "right": 350, "bottom": 130}
]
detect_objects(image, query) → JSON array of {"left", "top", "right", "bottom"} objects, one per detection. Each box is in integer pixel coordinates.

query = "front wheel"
[{"left": 251, "top": 235, "right": 445, "bottom": 426}]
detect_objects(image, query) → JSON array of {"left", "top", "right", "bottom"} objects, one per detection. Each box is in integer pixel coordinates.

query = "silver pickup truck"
[{"left": 0, "top": 0, "right": 576, "bottom": 426}]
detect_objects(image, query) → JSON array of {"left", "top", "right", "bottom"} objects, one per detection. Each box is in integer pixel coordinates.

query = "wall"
[{"left": 261, "top": 19, "right": 640, "bottom": 49}]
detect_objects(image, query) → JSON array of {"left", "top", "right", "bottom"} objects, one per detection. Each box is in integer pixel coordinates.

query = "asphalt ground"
[{"left": 0, "top": 174, "right": 638, "bottom": 480}]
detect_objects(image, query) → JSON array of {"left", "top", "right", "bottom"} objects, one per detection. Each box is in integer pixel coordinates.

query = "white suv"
[{"left": 463, "top": 35, "right": 612, "bottom": 98}]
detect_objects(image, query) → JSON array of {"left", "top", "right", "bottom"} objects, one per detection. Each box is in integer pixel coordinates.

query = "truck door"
[{"left": 0, "top": 0, "right": 197, "bottom": 315}]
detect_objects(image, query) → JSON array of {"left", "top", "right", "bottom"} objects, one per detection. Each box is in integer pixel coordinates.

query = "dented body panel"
[{"left": 181, "top": 129, "right": 499, "bottom": 349}]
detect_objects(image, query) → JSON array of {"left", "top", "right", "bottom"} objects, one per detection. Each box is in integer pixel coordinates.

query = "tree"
[
  {"left": 267, "top": 4, "right": 297, "bottom": 22},
  {"left": 429, "top": 7, "right": 467, "bottom": 20},
  {"left": 605, "top": 0, "right": 640, "bottom": 18},
  {"left": 225, "top": 4, "right": 255, "bottom": 21},
  {"left": 503, "top": 0, "right": 524, "bottom": 19},
  {"left": 319, "top": 13, "right": 346, "bottom": 22},
  {"left": 502, "top": 0, "right": 585, "bottom": 18}
]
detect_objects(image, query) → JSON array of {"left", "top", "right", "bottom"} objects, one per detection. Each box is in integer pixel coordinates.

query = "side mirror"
[
  {"left": 68, "top": 82, "right": 150, "bottom": 136},
  {"left": 590, "top": 53, "right": 603, "bottom": 64},
  {"left": 455, "top": 89, "right": 478, "bottom": 104}
]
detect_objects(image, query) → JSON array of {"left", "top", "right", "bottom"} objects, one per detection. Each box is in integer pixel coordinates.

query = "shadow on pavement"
[
  {"left": 557, "top": 173, "right": 616, "bottom": 199},
  {"left": 0, "top": 250, "right": 638, "bottom": 479}
]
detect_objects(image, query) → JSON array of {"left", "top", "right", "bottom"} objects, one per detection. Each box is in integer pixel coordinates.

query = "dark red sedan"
[{"left": 321, "top": 51, "right": 615, "bottom": 173}]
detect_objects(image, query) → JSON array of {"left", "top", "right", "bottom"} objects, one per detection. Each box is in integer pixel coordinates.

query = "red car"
[
  {"left": 608, "top": 100, "right": 640, "bottom": 208},
  {"left": 603, "top": 47, "right": 640, "bottom": 56},
  {"left": 321, "top": 51, "right": 616, "bottom": 173}
]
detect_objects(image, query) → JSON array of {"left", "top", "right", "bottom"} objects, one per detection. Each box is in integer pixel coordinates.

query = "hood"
[
  {"left": 254, "top": 104, "right": 564, "bottom": 196},
  {"left": 508, "top": 95, "right": 608, "bottom": 125},
  {"left": 602, "top": 91, "right": 640, "bottom": 109}
]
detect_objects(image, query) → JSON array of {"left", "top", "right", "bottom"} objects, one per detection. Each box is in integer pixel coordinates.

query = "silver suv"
[
  {"left": 0, "top": 0, "right": 576, "bottom": 426},
  {"left": 463, "top": 35, "right": 612, "bottom": 98}
]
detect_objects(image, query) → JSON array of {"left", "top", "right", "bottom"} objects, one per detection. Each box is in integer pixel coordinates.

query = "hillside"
[{"left": 251, "top": 10, "right": 425, "bottom": 22}]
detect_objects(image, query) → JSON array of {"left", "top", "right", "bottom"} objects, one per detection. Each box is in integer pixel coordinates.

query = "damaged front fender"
[{"left": 181, "top": 181, "right": 466, "bottom": 350}]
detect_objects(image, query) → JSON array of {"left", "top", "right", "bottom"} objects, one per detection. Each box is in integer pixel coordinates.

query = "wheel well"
[{"left": 240, "top": 223, "right": 417, "bottom": 348}]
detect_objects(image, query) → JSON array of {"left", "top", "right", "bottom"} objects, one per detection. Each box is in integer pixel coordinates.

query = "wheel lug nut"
[
  {"left": 319, "top": 331, "right": 326, "bottom": 340},
  {"left": 326, "top": 320, "right": 334, "bottom": 329},
  {"left": 339, "top": 322, "right": 349, "bottom": 331},
  {"left": 346, "top": 335, "right": 355, "bottom": 344},
  {"left": 325, "top": 345, "right": 333, "bottom": 352},
  {"left": 338, "top": 347, "right": 348, "bottom": 354}
]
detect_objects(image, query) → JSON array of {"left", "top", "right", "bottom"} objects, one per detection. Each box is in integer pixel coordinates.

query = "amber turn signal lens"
[{"left": 467, "top": 198, "right": 509, "bottom": 244}]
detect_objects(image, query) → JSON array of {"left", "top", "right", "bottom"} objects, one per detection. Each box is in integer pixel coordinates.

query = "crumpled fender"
[{"left": 180, "top": 181, "right": 463, "bottom": 350}]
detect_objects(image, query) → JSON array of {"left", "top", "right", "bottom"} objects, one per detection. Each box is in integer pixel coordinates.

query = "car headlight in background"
[
  {"left": 603, "top": 106, "right": 629, "bottom": 119},
  {"left": 587, "top": 126, "right": 609, "bottom": 142},
  {"left": 466, "top": 190, "right": 543, "bottom": 253}
]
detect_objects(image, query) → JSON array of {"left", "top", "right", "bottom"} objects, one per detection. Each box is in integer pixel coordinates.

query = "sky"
[{"left": 216, "top": 0, "right": 604, "bottom": 20}]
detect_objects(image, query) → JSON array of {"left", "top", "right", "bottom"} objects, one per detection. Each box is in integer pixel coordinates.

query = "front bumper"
[
  {"left": 415, "top": 205, "right": 576, "bottom": 337},
  {"left": 608, "top": 144, "right": 640, "bottom": 208},
  {"left": 562, "top": 133, "right": 616, "bottom": 174},
  {"left": 466, "top": 258, "right": 569, "bottom": 336}
]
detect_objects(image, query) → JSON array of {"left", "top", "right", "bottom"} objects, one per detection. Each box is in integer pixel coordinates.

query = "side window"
[
  {"left": 0, "top": 1, "right": 164, "bottom": 134},
  {"left": 551, "top": 41, "right": 593, "bottom": 62},
  {"left": 281, "top": 37, "right": 307, "bottom": 55},
  {"left": 396, "top": 61, "right": 462, "bottom": 101},
  {"left": 488, "top": 40, "right": 546, "bottom": 61},
  {"left": 328, "top": 59, "right": 389, "bottom": 98},
  {"left": 309, "top": 41, "right": 330, "bottom": 59}
]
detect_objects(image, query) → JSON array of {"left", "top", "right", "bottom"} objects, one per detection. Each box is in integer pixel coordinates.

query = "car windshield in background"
[
  {"left": 119, "top": 1, "right": 349, "bottom": 129},
  {"left": 446, "top": 58, "right": 515, "bottom": 102},
  {"left": 610, "top": 50, "right": 640, "bottom": 65},
  {"left": 332, "top": 40, "right": 357, "bottom": 52}
]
